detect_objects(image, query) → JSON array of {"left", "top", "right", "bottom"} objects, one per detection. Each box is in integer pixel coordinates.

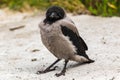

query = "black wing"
[{"left": 61, "top": 25, "right": 88, "bottom": 55}]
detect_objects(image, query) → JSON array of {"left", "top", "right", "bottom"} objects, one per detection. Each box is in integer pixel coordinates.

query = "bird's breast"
[
  {"left": 40, "top": 23, "right": 77, "bottom": 59},
  {"left": 41, "top": 33, "right": 77, "bottom": 59}
]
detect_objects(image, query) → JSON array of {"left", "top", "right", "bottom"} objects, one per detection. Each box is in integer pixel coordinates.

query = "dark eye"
[{"left": 47, "top": 12, "right": 51, "bottom": 15}]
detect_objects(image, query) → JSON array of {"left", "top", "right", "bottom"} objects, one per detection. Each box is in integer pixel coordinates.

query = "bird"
[{"left": 37, "top": 6, "right": 94, "bottom": 77}]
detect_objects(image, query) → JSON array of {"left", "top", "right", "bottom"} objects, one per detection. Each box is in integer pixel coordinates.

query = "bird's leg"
[
  {"left": 55, "top": 60, "right": 69, "bottom": 77},
  {"left": 37, "top": 59, "right": 61, "bottom": 74}
]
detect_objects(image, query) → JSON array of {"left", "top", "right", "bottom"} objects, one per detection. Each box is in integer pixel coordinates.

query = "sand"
[{"left": 0, "top": 12, "right": 120, "bottom": 80}]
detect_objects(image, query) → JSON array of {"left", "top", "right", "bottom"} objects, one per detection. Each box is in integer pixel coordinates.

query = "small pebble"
[{"left": 31, "top": 58, "right": 37, "bottom": 61}]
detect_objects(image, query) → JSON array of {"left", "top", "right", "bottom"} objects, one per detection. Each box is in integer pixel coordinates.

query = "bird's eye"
[{"left": 47, "top": 12, "right": 51, "bottom": 15}]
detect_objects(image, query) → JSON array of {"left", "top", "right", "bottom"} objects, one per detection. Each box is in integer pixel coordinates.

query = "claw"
[
  {"left": 55, "top": 72, "right": 65, "bottom": 77},
  {"left": 55, "top": 69, "right": 66, "bottom": 77},
  {"left": 36, "top": 66, "right": 58, "bottom": 74},
  {"left": 36, "top": 71, "right": 46, "bottom": 74}
]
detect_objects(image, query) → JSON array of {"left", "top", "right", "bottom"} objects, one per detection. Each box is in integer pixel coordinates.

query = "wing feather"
[
  {"left": 61, "top": 25, "right": 88, "bottom": 51},
  {"left": 59, "top": 18, "right": 88, "bottom": 56}
]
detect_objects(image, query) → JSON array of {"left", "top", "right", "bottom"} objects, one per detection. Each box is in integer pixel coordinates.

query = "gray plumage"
[
  {"left": 39, "top": 17, "right": 88, "bottom": 62},
  {"left": 37, "top": 6, "right": 94, "bottom": 77}
]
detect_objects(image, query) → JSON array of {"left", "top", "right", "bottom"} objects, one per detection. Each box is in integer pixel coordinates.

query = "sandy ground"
[{"left": 0, "top": 12, "right": 120, "bottom": 80}]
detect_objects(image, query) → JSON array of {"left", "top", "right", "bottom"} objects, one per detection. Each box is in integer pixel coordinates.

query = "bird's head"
[{"left": 45, "top": 6, "right": 65, "bottom": 23}]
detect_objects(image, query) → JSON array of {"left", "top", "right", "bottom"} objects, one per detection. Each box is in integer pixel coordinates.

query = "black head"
[{"left": 44, "top": 6, "right": 65, "bottom": 24}]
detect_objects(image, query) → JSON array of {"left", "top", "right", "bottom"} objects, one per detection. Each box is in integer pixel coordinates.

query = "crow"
[{"left": 37, "top": 6, "right": 94, "bottom": 77}]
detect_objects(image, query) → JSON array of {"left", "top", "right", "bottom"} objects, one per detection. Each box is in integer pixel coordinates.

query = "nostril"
[{"left": 50, "top": 12, "right": 56, "bottom": 18}]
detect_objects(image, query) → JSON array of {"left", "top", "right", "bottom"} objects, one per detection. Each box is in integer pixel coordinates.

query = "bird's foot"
[
  {"left": 36, "top": 66, "right": 58, "bottom": 74},
  {"left": 55, "top": 70, "right": 66, "bottom": 77}
]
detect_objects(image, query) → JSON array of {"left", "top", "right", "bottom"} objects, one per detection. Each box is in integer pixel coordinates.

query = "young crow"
[{"left": 37, "top": 6, "right": 94, "bottom": 77}]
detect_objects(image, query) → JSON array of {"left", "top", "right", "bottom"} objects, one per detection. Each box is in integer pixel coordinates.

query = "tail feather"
[{"left": 76, "top": 51, "right": 95, "bottom": 63}]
